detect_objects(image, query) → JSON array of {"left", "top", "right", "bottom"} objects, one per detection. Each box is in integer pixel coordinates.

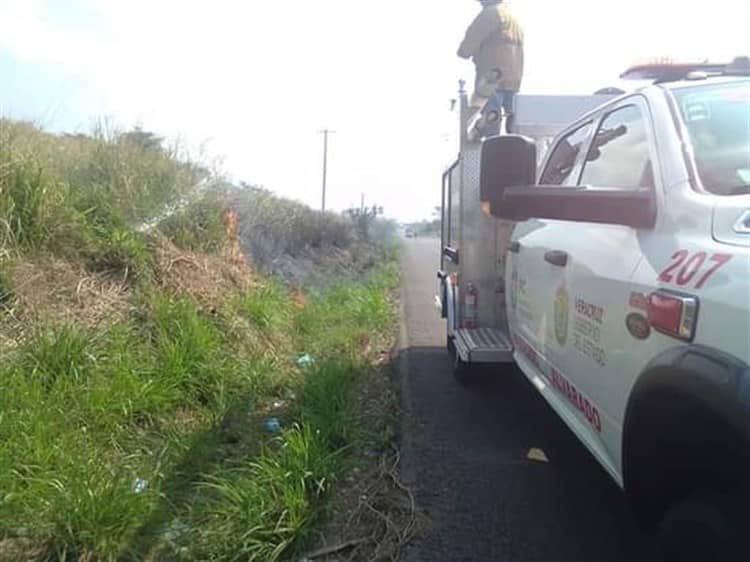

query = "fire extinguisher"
[{"left": 464, "top": 283, "right": 479, "bottom": 329}]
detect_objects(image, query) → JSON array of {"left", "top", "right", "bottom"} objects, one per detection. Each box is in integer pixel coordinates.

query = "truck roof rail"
[{"left": 620, "top": 57, "right": 750, "bottom": 83}]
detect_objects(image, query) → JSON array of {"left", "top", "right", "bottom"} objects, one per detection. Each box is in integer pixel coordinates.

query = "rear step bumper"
[{"left": 454, "top": 328, "right": 514, "bottom": 364}]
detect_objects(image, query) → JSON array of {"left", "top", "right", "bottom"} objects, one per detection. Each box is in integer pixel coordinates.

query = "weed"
[
  {"left": 0, "top": 116, "right": 399, "bottom": 561},
  {"left": 19, "top": 325, "right": 94, "bottom": 390},
  {"left": 158, "top": 193, "right": 226, "bottom": 254},
  {"left": 0, "top": 150, "right": 66, "bottom": 250},
  {"left": 194, "top": 424, "right": 339, "bottom": 562},
  {"left": 296, "top": 267, "right": 396, "bottom": 357},
  {"left": 298, "top": 362, "right": 358, "bottom": 449},
  {"left": 86, "top": 226, "right": 150, "bottom": 279},
  {"left": 0, "top": 331, "right": 158, "bottom": 560},
  {"left": 231, "top": 187, "right": 356, "bottom": 264},
  {"left": 148, "top": 295, "right": 227, "bottom": 406},
  {"left": 235, "top": 281, "right": 292, "bottom": 330},
  {"left": 0, "top": 265, "right": 397, "bottom": 560},
  {"left": 0, "top": 266, "right": 13, "bottom": 309},
  {"left": 38, "top": 449, "right": 156, "bottom": 561},
  {"left": 65, "top": 122, "right": 201, "bottom": 224},
  {"left": 81, "top": 324, "right": 167, "bottom": 430},
  {"left": 0, "top": 118, "right": 205, "bottom": 265}
]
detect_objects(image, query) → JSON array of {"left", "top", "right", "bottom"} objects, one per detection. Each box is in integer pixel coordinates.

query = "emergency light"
[{"left": 621, "top": 56, "right": 750, "bottom": 83}]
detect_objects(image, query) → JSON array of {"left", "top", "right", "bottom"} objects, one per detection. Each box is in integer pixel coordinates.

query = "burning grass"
[
  {"left": 0, "top": 263, "right": 399, "bottom": 561},
  {"left": 0, "top": 117, "right": 400, "bottom": 561}
]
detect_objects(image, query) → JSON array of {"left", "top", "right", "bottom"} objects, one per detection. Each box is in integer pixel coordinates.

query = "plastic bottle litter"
[
  {"left": 132, "top": 477, "right": 149, "bottom": 494},
  {"left": 262, "top": 417, "right": 282, "bottom": 434},
  {"left": 297, "top": 353, "right": 315, "bottom": 369}
]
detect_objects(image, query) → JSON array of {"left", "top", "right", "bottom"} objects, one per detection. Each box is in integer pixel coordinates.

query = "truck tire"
[{"left": 658, "top": 494, "right": 743, "bottom": 562}]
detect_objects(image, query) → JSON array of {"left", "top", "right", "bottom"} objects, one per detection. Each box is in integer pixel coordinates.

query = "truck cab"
[{"left": 439, "top": 60, "right": 750, "bottom": 561}]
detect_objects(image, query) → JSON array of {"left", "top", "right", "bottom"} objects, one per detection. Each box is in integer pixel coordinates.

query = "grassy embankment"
[{"left": 0, "top": 119, "right": 399, "bottom": 561}]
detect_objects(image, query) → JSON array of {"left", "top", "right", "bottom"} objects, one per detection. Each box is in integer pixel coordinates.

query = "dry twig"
[{"left": 306, "top": 538, "right": 369, "bottom": 559}]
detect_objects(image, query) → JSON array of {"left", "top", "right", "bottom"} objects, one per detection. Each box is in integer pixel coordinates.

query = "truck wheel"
[{"left": 658, "top": 494, "right": 742, "bottom": 562}]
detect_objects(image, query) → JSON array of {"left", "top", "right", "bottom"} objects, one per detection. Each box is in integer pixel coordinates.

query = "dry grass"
[
  {"left": 0, "top": 257, "right": 131, "bottom": 353},
  {"left": 0, "top": 232, "right": 253, "bottom": 353},
  {"left": 152, "top": 236, "right": 256, "bottom": 307}
]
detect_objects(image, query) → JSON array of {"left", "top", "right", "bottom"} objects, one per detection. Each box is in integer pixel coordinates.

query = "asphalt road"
[{"left": 398, "top": 237, "right": 661, "bottom": 562}]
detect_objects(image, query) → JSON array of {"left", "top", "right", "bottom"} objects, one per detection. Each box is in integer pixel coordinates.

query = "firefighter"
[{"left": 458, "top": 0, "right": 524, "bottom": 134}]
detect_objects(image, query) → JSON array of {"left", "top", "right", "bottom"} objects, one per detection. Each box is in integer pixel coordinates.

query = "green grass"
[
  {"left": 1, "top": 119, "right": 361, "bottom": 279},
  {"left": 0, "top": 265, "right": 398, "bottom": 561},
  {"left": 193, "top": 424, "right": 339, "bottom": 561},
  {"left": 148, "top": 295, "right": 227, "bottom": 407},
  {"left": 234, "top": 280, "right": 294, "bottom": 331},
  {"left": 0, "top": 335, "right": 159, "bottom": 560},
  {"left": 157, "top": 192, "right": 227, "bottom": 254},
  {"left": 297, "top": 262, "right": 398, "bottom": 357},
  {"left": 0, "top": 150, "right": 68, "bottom": 251},
  {"left": 0, "top": 115, "right": 398, "bottom": 561},
  {"left": 0, "top": 119, "right": 209, "bottom": 275},
  {"left": 19, "top": 325, "right": 93, "bottom": 390}
]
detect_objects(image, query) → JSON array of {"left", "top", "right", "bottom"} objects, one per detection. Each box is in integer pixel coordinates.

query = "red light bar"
[
  {"left": 621, "top": 57, "right": 750, "bottom": 83},
  {"left": 621, "top": 62, "right": 727, "bottom": 82}
]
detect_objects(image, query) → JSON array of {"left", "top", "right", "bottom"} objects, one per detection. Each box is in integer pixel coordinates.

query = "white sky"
[{"left": 0, "top": 0, "right": 748, "bottom": 221}]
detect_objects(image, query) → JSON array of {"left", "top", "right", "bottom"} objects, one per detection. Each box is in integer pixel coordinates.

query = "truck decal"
[
  {"left": 514, "top": 334, "right": 603, "bottom": 433},
  {"left": 513, "top": 333, "right": 543, "bottom": 371},
  {"left": 575, "top": 297, "right": 605, "bottom": 324},
  {"left": 658, "top": 251, "right": 732, "bottom": 289},
  {"left": 572, "top": 296, "right": 608, "bottom": 367},
  {"left": 550, "top": 368, "right": 603, "bottom": 433},
  {"left": 626, "top": 313, "right": 652, "bottom": 340},
  {"left": 629, "top": 292, "right": 650, "bottom": 312},
  {"left": 553, "top": 286, "right": 570, "bottom": 346}
]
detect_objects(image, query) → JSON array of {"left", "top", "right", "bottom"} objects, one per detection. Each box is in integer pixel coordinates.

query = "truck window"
[
  {"left": 540, "top": 122, "right": 592, "bottom": 186},
  {"left": 674, "top": 81, "right": 750, "bottom": 196},
  {"left": 579, "top": 105, "right": 654, "bottom": 189}
]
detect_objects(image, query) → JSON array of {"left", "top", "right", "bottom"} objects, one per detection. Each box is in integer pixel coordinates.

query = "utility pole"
[{"left": 318, "top": 129, "right": 335, "bottom": 212}]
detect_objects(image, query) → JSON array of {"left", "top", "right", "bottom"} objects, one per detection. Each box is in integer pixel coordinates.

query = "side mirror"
[{"left": 480, "top": 135, "right": 537, "bottom": 216}]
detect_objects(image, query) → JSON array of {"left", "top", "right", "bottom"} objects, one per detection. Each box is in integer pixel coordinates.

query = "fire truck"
[{"left": 437, "top": 59, "right": 750, "bottom": 561}]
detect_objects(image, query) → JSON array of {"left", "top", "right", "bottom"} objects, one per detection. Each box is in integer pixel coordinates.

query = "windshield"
[{"left": 674, "top": 81, "right": 750, "bottom": 195}]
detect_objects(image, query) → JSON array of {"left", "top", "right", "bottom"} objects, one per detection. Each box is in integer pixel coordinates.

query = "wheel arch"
[{"left": 622, "top": 345, "right": 750, "bottom": 528}]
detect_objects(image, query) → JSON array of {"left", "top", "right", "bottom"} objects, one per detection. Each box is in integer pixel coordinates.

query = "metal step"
[{"left": 454, "top": 328, "right": 514, "bottom": 364}]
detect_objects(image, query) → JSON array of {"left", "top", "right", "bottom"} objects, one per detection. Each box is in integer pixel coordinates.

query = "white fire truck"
[{"left": 437, "top": 59, "right": 750, "bottom": 561}]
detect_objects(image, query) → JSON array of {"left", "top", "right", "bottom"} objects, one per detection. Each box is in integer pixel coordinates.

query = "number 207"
[{"left": 658, "top": 251, "right": 733, "bottom": 289}]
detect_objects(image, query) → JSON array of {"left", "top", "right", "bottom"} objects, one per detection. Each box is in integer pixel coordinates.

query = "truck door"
[
  {"left": 508, "top": 121, "right": 594, "bottom": 364},
  {"left": 525, "top": 98, "right": 659, "bottom": 474}
]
